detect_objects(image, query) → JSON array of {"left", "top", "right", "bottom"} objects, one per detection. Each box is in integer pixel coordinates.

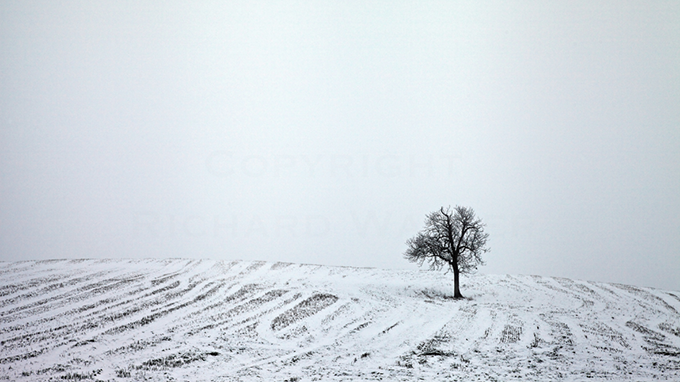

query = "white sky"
[{"left": 1, "top": 1, "right": 678, "bottom": 290}]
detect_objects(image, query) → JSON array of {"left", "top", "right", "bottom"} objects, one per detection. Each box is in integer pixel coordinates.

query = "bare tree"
[{"left": 404, "top": 206, "right": 489, "bottom": 299}]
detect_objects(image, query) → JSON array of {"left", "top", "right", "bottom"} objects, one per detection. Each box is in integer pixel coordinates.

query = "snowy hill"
[{"left": 0, "top": 259, "right": 678, "bottom": 381}]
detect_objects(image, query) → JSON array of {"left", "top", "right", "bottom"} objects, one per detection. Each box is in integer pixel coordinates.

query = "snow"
[{"left": 0, "top": 259, "right": 678, "bottom": 381}]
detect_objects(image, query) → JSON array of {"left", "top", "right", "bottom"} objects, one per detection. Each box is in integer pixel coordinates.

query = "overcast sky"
[{"left": 1, "top": 1, "right": 678, "bottom": 291}]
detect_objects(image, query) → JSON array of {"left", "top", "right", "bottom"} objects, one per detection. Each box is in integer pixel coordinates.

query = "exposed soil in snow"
[{"left": 0, "top": 259, "right": 678, "bottom": 381}]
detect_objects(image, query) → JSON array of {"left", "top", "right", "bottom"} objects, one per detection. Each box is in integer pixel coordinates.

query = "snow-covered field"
[{"left": 0, "top": 259, "right": 678, "bottom": 381}]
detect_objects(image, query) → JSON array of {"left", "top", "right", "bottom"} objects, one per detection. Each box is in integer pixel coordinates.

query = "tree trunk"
[{"left": 452, "top": 264, "right": 463, "bottom": 299}]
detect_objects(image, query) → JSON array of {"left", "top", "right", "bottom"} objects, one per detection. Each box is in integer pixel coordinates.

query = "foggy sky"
[{"left": 1, "top": 1, "right": 679, "bottom": 291}]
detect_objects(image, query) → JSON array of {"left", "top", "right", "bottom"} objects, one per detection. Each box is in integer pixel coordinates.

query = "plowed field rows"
[{"left": 0, "top": 259, "right": 678, "bottom": 381}]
